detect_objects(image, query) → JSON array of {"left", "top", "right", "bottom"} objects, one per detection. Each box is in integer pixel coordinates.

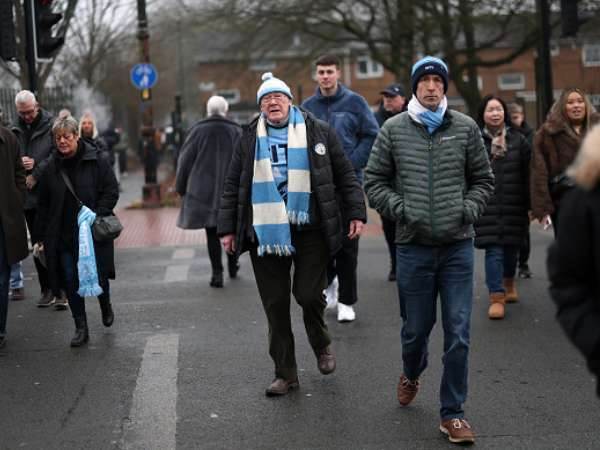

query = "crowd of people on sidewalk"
[{"left": 2, "top": 50, "right": 599, "bottom": 446}]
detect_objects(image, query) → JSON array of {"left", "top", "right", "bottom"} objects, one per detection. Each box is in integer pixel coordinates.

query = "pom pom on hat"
[{"left": 256, "top": 72, "right": 293, "bottom": 104}]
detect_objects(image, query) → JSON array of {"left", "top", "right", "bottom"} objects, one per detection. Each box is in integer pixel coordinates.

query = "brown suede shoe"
[
  {"left": 439, "top": 418, "right": 475, "bottom": 444},
  {"left": 317, "top": 346, "right": 336, "bottom": 375},
  {"left": 488, "top": 292, "right": 506, "bottom": 320},
  {"left": 265, "top": 378, "right": 299, "bottom": 396},
  {"left": 397, "top": 374, "right": 419, "bottom": 406},
  {"left": 503, "top": 277, "right": 519, "bottom": 303}
]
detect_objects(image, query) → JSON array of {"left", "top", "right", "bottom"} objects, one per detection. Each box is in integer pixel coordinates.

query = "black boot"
[
  {"left": 228, "top": 256, "right": 240, "bottom": 279},
  {"left": 98, "top": 297, "right": 114, "bottom": 327},
  {"left": 209, "top": 272, "right": 224, "bottom": 288},
  {"left": 71, "top": 315, "right": 89, "bottom": 347}
]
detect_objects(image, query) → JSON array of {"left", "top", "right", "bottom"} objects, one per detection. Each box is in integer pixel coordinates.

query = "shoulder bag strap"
[{"left": 60, "top": 169, "right": 83, "bottom": 206}]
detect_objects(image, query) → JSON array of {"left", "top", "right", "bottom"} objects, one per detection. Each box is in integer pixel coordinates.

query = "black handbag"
[{"left": 61, "top": 170, "right": 123, "bottom": 241}]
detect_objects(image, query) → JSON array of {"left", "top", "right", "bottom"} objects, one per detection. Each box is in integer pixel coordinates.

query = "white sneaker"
[
  {"left": 324, "top": 276, "right": 339, "bottom": 310},
  {"left": 337, "top": 303, "right": 356, "bottom": 322}
]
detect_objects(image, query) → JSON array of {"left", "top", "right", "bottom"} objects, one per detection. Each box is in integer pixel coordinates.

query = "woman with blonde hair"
[
  {"left": 530, "top": 88, "right": 599, "bottom": 234},
  {"left": 548, "top": 123, "right": 600, "bottom": 397}
]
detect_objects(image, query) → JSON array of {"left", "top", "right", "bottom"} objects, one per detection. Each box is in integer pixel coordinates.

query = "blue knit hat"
[
  {"left": 256, "top": 72, "right": 293, "bottom": 104},
  {"left": 411, "top": 56, "right": 449, "bottom": 94}
]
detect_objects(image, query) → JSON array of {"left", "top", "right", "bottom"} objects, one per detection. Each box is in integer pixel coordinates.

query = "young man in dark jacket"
[
  {"left": 302, "top": 54, "right": 379, "bottom": 323},
  {"left": 11, "top": 90, "right": 55, "bottom": 306},
  {"left": 0, "top": 125, "right": 29, "bottom": 349},
  {"left": 365, "top": 56, "right": 494, "bottom": 444},
  {"left": 218, "top": 73, "right": 366, "bottom": 396}
]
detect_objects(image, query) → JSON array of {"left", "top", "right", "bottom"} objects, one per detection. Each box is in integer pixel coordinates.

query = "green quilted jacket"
[{"left": 364, "top": 110, "right": 494, "bottom": 246}]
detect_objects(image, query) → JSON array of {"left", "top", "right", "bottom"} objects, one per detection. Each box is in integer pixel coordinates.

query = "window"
[
  {"left": 216, "top": 89, "right": 240, "bottom": 105},
  {"left": 462, "top": 74, "right": 483, "bottom": 91},
  {"left": 497, "top": 73, "right": 525, "bottom": 91},
  {"left": 582, "top": 45, "right": 600, "bottom": 67},
  {"left": 355, "top": 55, "right": 383, "bottom": 79},
  {"left": 249, "top": 60, "right": 276, "bottom": 72}
]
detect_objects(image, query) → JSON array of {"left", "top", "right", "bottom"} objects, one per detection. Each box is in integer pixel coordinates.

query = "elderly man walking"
[
  {"left": 176, "top": 96, "right": 242, "bottom": 288},
  {"left": 0, "top": 125, "right": 29, "bottom": 348},
  {"left": 11, "top": 90, "right": 55, "bottom": 307},
  {"left": 218, "top": 73, "right": 366, "bottom": 396},
  {"left": 365, "top": 56, "right": 494, "bottom": 444}
]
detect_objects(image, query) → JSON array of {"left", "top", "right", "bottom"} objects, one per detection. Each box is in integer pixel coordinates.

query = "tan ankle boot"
[
  {"left": 503, "top": 277, "right": 518, "bottom": 303},
  {"left": 488, "top": 292, "right": 506, "bottom": 319}
]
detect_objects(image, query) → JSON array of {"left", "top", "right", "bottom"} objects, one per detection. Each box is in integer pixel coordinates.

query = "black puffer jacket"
[
  {"left": 217, "top": 110, "right": 366, "bottom": 257},
  {"left": 474, "top": 127, "right": 530, "bottom": 248},
  {"left": 36, "top": 140, "right": 119, "bottom": 295}
]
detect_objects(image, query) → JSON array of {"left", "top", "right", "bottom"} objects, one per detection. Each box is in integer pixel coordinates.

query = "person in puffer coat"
[
  {"left": 548, "top": 123, "right": 600, "bottom": 397},
  {"left": 474, "top": 95, "right": 531, "bottom": 320},
  {"left": 364, "top": 56, "right": 493, "bottom": 444}
]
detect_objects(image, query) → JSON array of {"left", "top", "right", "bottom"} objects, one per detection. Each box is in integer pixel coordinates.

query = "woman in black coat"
[
  {"left": 474, "top": 95, "right": 531, "bottom": 320},
  {"left": 548, "top": 124, "right": 600, "bottom": 397},
  {"left": 36, "top": 116, "right": 119, "bottom": 347}
]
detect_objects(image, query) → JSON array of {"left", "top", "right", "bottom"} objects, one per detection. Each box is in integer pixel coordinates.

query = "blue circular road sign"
[{"left": 130, "top": 63, "right": 158, "bottom": 90}]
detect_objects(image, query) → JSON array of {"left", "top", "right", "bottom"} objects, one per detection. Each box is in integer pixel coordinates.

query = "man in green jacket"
[{"left": 364, "top": 56, "right": 493, "bottom": 445}]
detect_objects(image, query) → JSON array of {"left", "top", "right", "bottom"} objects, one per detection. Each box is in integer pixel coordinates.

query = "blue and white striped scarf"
[
  {"left": 408, "top": 96, "right": 448, "bottom": 135},
  {"left": 252, "top": 105, "right": 311, "bottom": 256},
  {"left": 77, "top": 205, "right": 103, "bottom": 297}
]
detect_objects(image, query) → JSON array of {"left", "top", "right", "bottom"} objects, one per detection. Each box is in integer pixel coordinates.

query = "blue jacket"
[{"left": 302, "top": 84, "right": 379, "bottom": 182}]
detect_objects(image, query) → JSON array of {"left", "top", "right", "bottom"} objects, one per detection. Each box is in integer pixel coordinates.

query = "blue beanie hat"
[
  {"left": 256, "top": 72, "right": 293, "bottom": 104},
  {"left": 411, "top": 56, "right": 449, "bottom": 94}
]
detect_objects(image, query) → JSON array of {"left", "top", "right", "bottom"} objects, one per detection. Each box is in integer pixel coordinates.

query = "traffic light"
[
  {"left": 0, "top": 0, "right": 17, "bottom": 61},
  {"left": 34, "top": 0, "right": 65, "bottom": 59}
]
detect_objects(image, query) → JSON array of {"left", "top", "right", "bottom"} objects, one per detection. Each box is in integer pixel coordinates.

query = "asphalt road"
[{"left": 1, "top": 226, "right": 598, "bottom": 450}]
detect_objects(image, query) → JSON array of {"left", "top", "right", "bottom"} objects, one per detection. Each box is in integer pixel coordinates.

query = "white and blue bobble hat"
[{"left": 256, "top": 72, "right": 293, "bottom": 104}]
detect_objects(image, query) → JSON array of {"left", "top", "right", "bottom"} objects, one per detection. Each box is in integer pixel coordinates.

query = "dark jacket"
[
  {"left": 514, "top": 121, "right": 534, "bottom": 148},
  {"left": 548, "top": 185, "right": 600, "bottom": 396},
  {"left": 365, "top": 110, "right": 494, "bottom": 246},
  {"left": 530, "top": 112, "right": 600, "bottom": 219},
  {"left": 374, "top": 102, "right": 405, "bottom": 127},
  {"left": 302, "top": 84, "right": 379, "bottom": 183},
  {"left": 0, "top": 126, "right": 29, "bottom": 265},
  {"left": 474, "top": 127, "right": 531, "bottom": 248},
  {"left": 176, "top": 115, "right": 241, "bottom": 229},
  {"left": 217, "top": 110, "right": 366, "bottom": 257},
  {"left": 36, "top": 140, "right": 119, "bottom": 295},
  {"left": 11, "top": 109, "right": 55, "bottom": 210}
]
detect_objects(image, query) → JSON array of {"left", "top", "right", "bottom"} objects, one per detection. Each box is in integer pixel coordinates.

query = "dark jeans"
[
  {"left": 60, "top": 249, "right": 109, "bottom": 319},
  {"left": 396, "top": 239, "right": 474, "bottom": 420},
  {"left": 518, "top": 228, "right": 530, "bottom": 267},
  {"left": 326, "top": 231, "right": 359, "bottom": 306},
  {"left": 250, "top": 228, "right": 331, "bottom": 380},
  {"left": 0, "top": 223, "right": 10, "bottom": 336},
  {"left": 25, "top": 209, "right": 49, "bottom": 293},
  {"left": 205, "top": 227, "right": 237, "bottom": 275},
  {"left": 381, "top": 215, "right": 396, "bottom": 273},
  {"left": 484, "top": 245, "right": 519, "bottom": 293}
]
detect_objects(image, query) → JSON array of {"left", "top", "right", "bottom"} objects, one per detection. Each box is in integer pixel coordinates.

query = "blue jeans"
[
  {"left": 60, "top": 249, "right": 109, "bottom": 319},
  {"left": 0, "top": 224, "right": 11, "bottom": 336},
  {"left": 484, "top": 245, "right": 519, "bottom": 293},
  {"left": 10, "top": 262, "right": 23, "bottom": 289},
  {"left": 396, "top": 239, "right": 474, "bottom": 420}
]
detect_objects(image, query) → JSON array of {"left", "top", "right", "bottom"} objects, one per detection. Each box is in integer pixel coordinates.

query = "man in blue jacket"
[{"left": 302, "top": 54, "right": 379, "bottom": 323}]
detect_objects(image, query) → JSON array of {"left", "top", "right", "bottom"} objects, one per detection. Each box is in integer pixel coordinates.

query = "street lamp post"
[
  {"left": 535, "top": 0, "right": 554, "bottom": 125},
  {"left": 137, "top": 0, "right": 161, "bottom": 207}
]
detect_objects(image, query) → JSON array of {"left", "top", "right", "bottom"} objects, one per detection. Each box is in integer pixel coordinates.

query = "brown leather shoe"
[
  {"left": 9, "top": 288, "right": 25, "bottom": 301},
  {"left": 317, "top": 346, "right": 336, "bottom": 375},
  {"left": 397, "top": 374, "right": 419, "bottom": 406},
  {"left": 265, "top": 378, "right": 299, "bottom": 396},
  {"left": 439, "top": 418, "right": 475, "bottom": 444}
]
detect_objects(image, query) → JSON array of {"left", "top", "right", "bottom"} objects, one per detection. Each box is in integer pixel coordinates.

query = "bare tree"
[{"left": 183, "top": 0, "right": 543, "bottom": 114}]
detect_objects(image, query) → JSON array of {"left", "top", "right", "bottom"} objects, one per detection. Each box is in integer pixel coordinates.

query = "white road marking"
[
  {"left": 164, "top": 265, "right": 190, "bottom": 282},
  {"left": 172, "top": 248, "right": 195, "bottom": 260},
  {"left": 123, "top": 333, "right": 179, "bottom": 450}
]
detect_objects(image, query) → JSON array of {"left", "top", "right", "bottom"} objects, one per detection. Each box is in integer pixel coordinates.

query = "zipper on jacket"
[{"left": 428, "top": 137, "right": 436, "bottom": 238}]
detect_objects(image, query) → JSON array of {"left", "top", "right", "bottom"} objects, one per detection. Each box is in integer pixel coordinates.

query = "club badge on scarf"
[
  {"left": 77, "top": 205, "right": 103, "bottom": 297},
  {"left": 252, "top": 105, "right": 311, "bottom": 256}
]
